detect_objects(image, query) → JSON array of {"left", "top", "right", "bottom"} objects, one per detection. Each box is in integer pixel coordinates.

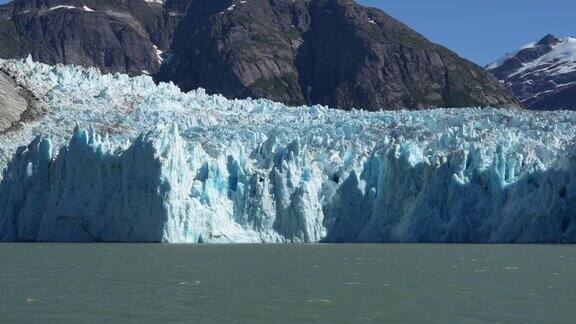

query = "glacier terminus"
[{"left": 0, "top": 57, "right": 575, "bottom": 243}]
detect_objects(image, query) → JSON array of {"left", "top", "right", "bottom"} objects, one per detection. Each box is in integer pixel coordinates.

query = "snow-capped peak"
[
  {"left": 486, "top": 35, "right": 576, "bottom": 109},
  {"left": 486, "top": 41, "right": 536, "bottom": 70},
  {"left": 513, "top": 37, "right": 576, "bottom": 77},
  {"left": 487, "top": 35, "right": 576, "bottom": 76}
]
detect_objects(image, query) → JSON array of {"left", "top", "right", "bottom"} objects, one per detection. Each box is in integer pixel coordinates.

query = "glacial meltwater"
[{"left": 1, "top": 244, "right": 575, "bottom": 323}]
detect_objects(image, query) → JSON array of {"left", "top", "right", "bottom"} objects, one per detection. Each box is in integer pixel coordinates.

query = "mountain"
[
  {"left": 0, "top": 58, "right": 575, "bottom": 243},
  {"left": 488, "top": 34, "right": 576, "bottom": 110},
  {"left": 156, "top": 0, "right": 520, "bottom": 109},
  {"left": 0, "top": 0, "right": 519, "bottom": 110},
  {"left": 0, "top": 0, "right": 148, "bottom": 75},
  {"left": 0, "top": 0, "right": 187, "bottom": 75}
]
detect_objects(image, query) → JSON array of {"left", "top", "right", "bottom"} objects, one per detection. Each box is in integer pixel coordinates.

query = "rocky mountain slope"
[
  {"left": 488, "top": 34, "right": 576, "bottom": 110},
  {"left": 0, "top": 68, "right": 41, "bottom": 132},
  {"left": 0, "top": 71, "right": 28, "bottom": 132},
  {"left": 0, "top": 0, "right": 180, "bottom": 75},
  {"left": 0, "top": 0, "right": 520, "bottom": 110}
]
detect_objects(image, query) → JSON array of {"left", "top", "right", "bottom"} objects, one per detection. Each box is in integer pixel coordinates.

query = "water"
[{"left": 1, "top": 244, "right": 575, "bottom": 323}]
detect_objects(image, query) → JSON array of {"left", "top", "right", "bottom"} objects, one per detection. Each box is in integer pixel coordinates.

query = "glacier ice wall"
[{"left": 1, "top": 57, "right": 576, "bottom": 243}]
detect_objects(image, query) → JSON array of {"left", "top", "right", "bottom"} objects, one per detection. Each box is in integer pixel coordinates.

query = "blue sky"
[
  {"left": 0, "top": 0, "right": 572, "bottom": 66},
  {"left": 360, "top": 0, "right": 575, "bottom": 66}
]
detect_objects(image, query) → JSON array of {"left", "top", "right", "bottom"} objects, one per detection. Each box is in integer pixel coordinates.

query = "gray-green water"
[{"left": 1, "top": 244, "right": 575, "bottom": 323}]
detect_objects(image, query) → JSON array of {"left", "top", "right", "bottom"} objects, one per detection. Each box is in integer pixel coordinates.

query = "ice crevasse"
[{"left": 0, "top": 57, "right": 576, "bottom": 243}]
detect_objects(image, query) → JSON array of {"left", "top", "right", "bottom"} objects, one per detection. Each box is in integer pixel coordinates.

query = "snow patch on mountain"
[
  {"left": 512, "top": 37, "right": 576, "bottom": 77},
  {"left": 153, "top": 45, "right": 172, "bottom": 65},
  {"left": 1, "top": 57, "right": 576, "bottom": 243},
  {"left": 486, "top": 41, "right": 536, "bottom": 70},
  {"left": 49, "top": 5, "right": 94, "bottom": 12}
]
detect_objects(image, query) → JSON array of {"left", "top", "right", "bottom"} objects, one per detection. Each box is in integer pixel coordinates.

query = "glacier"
[{"left": 1, "top": 57, "right": 576, "bottom": 243}]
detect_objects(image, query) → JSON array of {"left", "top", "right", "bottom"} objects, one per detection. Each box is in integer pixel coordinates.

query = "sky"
[
  {"left": 360, "top": 0, "right": 575, "bottom": 66},
  {"left": 0, "top": 0, "right": 572, "bottom": 66}
]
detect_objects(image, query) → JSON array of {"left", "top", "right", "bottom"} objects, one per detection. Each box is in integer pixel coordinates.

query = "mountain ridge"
[
  {"left": 0, "top": 0, "right": 520, "bottom": 110},
  {"left": 488, "top": 34, "right": 576, "bottom": 110}
]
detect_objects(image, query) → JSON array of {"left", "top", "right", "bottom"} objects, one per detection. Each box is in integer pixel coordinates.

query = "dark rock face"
[
  {"left": 488, "top": 34, "right": 576, "bottom": 110},
  {"left": 1, "top": 0, "right": 520, "bottom": 110},
  {"left": 158, "top": 0, "right": 519, "bottom": 110},
  {"left": 0, "top": 0, "right": 176, "bottom": 75}
]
